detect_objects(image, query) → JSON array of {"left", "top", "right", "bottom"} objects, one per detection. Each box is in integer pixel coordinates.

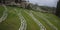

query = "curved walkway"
[
  {"left": 0, "top": 5, "right": 8, "bottom": 22},
  {"left": 24, "top": 10, "right": 46, "bottom": 30},
  {"left": 14, "top": 9, "right": 27, "bottom": 30}
]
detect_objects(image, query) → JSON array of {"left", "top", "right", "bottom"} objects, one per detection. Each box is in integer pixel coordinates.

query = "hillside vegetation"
[{"left": 0, "top": 6, "right": 60, "bottom": 30}]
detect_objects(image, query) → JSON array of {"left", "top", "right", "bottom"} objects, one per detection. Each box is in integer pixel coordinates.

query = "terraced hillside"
[{"left": 0, "top": 6, "right": 60, "bottom": 30}]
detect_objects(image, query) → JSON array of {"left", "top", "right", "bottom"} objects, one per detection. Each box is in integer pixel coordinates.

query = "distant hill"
[
  {"left": 39, "top": 6, "right": 56, "bottom": 10},
  {"left": 39, "top": 6, "right": 56, "bottom": 14}
]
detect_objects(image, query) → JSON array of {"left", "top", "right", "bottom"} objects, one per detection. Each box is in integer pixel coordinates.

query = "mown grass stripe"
[
  {"left": 24, "top": 10, "right": 46, "bottom": 30},
  {"left": 21, "top": 10, "right": 40, "bottom": 30},
  {"left": 35, "top": 12, "right": 60, "bottom": 30},
  {"left": 14, "top": 9, "right": 27, "bottom": 30},
  {"left": 32, "top": 11, "right": 58, "bottom": 30}
]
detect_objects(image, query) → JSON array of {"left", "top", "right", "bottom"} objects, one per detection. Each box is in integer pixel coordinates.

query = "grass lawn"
[
  {"left": 0, "top": 6, "right": 5, "bottom": 18},
  {"left": 0, "top": 6, "right": 21, "bottom": 30}
]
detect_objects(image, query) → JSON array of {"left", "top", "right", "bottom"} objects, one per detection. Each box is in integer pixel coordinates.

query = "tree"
[
  {"left": 0, "top": 0, "right": 2, "bottom": 3},
  {"left": 15, "top": 0, "right": 18, "bottom": 3},
  {"left": 55, "top": 0, "right": 60, "bottom": 17},
  {"left": 2, "top": 0, "right": 5, "bottom": 4}
]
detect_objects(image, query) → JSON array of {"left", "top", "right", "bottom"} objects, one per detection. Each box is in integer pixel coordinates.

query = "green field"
[
  {"left": 0, "top": 6, "right": 20, "bottom": 30},
  {"left": 0, "top": 6, "right": 5, "bottom": 18},
  {"left": 0, "top": 6, "right": 60, "bottom": 30}
]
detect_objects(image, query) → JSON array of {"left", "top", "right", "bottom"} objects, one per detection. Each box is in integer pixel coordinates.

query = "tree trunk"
[{"left": 55, "top": 0, "right": 60, "bottom": 17}]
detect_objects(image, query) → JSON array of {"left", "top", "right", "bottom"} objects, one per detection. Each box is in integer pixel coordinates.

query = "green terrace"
[
  {"left": 0, "top": 6, "right": 60, "bottom": 30},
  {"left": 0, "top": 6, "right": 5, "bottom": 18}
]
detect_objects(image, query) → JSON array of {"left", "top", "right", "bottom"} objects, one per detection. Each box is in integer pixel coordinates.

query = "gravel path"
[
  {"left": 14, "top": 9, "right": 27, "bottom": 30},
  {"left": 33, "top": 11, "right": 58, "bottom": 30},
  {"left": 24, "top": 10, "right": 46, "bottom": 30},
  {"left": 0, "top": 5, "right": 8, "bottom": 22}
]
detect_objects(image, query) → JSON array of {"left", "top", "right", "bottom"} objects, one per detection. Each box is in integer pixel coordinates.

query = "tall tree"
[{"left": 55, "top": 0, "right": 60, "bottom": 17}]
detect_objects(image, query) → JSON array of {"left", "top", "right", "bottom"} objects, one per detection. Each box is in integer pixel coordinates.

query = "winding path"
[
  {"left": 0, "top": 5, "right": 8, "bottom": 22},
  {"left": 33, "top": 11, "right": 58, "bottom": 30},
  {"left": 14, "top": 9, "right": 27, "bottom": 30},
  {"left": 24, "top": 10, "right": 46, "bottom": 30}
]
